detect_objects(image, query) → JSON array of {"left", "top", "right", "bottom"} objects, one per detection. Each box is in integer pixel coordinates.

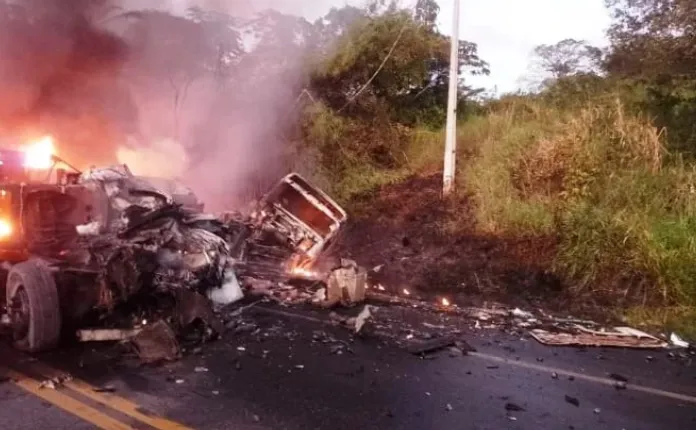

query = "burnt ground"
[{"left": 336, "top": 173, "right": 604, "bottom": 320}]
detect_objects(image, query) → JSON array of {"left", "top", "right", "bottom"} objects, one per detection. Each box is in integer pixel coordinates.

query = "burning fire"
[
  {"left": 291, "top": 266, "right": 316, "bottom": 278},
  {"left": 441, "top": 298, "right": 451, "bottom": 307},
  {"left": 23, "top": 136, "right": 55, "bottom": 169}
]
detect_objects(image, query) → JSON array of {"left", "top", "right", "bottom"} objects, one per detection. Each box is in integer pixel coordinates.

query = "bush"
[
  {"left": 462, "top": 94, "right": 696, "bottom": 312},
  {"left": 297, "top": 102, "right": 443, "bottom": 202}
]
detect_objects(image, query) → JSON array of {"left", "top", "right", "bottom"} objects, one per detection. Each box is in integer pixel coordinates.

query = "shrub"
[{"left": 462, "top": 94, "right": 696, "bottom": 311}]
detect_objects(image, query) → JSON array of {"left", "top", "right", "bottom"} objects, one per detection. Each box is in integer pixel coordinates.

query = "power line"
[{"left": 337, "top": 21, "right": 409, "bottom": 113}]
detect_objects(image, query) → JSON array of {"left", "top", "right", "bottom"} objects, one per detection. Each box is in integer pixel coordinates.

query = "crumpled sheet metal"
[
  {"left": 530, "top": 326, "right": 669, "bottom": 349},
  {"left": 131, "top": 320, "right": 181, "bottom": 363},
  {"left": 80, "top": 165, "right": 244, "bottom": 314},
  {"left": 324, "top": 260, "right": 367, "bottom": 307},
  {"left": 175, "top": 289, "right": 224, "bottom": 335}
]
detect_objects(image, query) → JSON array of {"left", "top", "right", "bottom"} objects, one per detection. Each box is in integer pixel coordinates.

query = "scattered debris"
[
  {"left": 38, "top": 375, "right": 72, "bottom": 390},
  {"left": 324, "top": 259, "right": 367, "bottom": 307},
  {"left": 93, "top": 386, "right": 116, "bottom": 393},
  {"left": 505, "top": 403, "right": 525, "bottom": 412},
  {"left": 130, "top": 321, "right": 181, "bottom": 363},
  {"left": 670, "top": 333, "right": 690, "bottom": 349},
  {"left": 609, "top": 373, "right": 628, "bottom": 383},
  {"left": 353, "top": 305, "right": 372, "bottom": 334},
  {"left": 511, "top": 308, "right": 534, "bottom": 319},
  {"left": 445, "top": 403, "right": 453, "bottom": 411},
  {"left": 530, "top": 326, "right": 668, "bottom": 349},
  {"left": 406, "top": 336, "right": 456, "bottom": 355},
  {"left": 77, "top": 328, "right": 142, "bottom": 342},
  {"left": 39, "top": 380, "right": 56, "bottom": 390},
  {"left": 564, "top": 395, "right": 580, "bottom": 407},
  {"left": 194, "top": 367, "right": 209, "bottom": 373}
]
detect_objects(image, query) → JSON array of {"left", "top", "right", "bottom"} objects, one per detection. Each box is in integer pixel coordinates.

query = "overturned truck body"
[{"left": 0, "top": 155, "right": 346, "bottom": 353}]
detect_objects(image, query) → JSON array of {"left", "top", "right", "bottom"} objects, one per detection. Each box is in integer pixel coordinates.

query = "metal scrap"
[
  {"left": 529, "top": 326, "right": 669, "bottom": 349},
  {"left": 325, "top": 259, "right": 367, "bottom": 307},
  {"left": 130, "top": 320, "right": 181, "bottom": 363},
  {"left": 406, "top": 335, "right": 457, "bottom": 355},
  {"left": 77, "top": 328, "right": 142, "bottom": 342}
]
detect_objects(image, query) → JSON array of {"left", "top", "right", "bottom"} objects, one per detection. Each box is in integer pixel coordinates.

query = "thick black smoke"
[{"left": 0, "top": 0, "right": 133, "bottom": 165}]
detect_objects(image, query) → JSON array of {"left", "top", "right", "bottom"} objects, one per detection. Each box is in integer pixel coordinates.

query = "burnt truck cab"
[
  {"left": 0, "top": 148, "right": 110, "bottom": 352},
  {"left": 249, "top": 173, "right": 348, "bottom": 275}
]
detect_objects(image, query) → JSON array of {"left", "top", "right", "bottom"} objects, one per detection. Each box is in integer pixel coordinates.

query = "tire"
[{"left": 6, "top": 260, "right": 61, "bottom": 352}]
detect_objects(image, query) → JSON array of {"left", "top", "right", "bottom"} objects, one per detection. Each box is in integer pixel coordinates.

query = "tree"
[
  {"left": 605, "top": 0, "right": 696, "bottom": 78},
  {"left": 531, "top": 38, "right": 603, "bottom": 82},
  {"left": 308, "top": 5, "right": 488, "bottom": 126},
  {"left": 603, "top": 0, "right": 696, "bottom": 151},
  {"left": 414, "top": 0, "right": 439, "bottom": 29}
]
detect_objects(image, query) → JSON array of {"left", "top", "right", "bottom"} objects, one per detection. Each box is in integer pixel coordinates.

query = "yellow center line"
[
  {"left": 1, "top": 365, "right": 135, "bottom": 430},
  {"left": 19, "top": 359, "right": 194, "bottom": 430}
]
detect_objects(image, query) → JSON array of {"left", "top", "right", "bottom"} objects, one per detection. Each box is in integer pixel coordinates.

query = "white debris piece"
[
  {"left": 511, "top": 308, "right": 534, "bottom": 319},
  {"left": 207, "top": 268, "right": 244, "bottom": 305},
  {"left": 354, "top": 305, "right": 372, "bottom": 333},
  {"left": 77, "top": 328, "right": 142, "bottom": 342},
  {"left": 670, "top": 332, "right": 690, "bottom": 348},
  {"left": 326, "top": 263, "right": 367, "bottom": 306},
  {"left": 312, "top": 288, "right": 327, "bottom": 303},
  {"left": 75, "top": 221, "right": 102, "bottom": 236}
]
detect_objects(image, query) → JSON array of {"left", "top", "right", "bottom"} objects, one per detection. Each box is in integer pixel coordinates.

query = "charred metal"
[{"left": 0, "top": 153, "right": 348, "bottom": 356}]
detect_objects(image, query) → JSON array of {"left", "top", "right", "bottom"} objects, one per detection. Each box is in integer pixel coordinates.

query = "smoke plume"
[
  {"left": 0, "top": 0, "right": 348, "bottom": 210},
  {"left": 0, "top": 0, "right": 132, "bottom": 166}
]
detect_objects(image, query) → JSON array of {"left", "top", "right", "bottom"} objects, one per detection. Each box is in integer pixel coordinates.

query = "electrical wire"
[{"left": 337, "top": 22, "right": 410, "bottom": 113}]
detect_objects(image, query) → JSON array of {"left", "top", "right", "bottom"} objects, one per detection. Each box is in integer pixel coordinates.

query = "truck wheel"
[{"left": 6, "top": 260, "right": 61, "bottom": 352}]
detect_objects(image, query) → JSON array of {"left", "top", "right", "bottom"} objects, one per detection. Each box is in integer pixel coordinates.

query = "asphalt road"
[{"left": 1, "top": 303, "right": 694, "bottom": 430}]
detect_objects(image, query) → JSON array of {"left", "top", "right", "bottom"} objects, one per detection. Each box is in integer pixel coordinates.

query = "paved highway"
[{"left": 1, "top": 304, "right": 694, "bottom": 429}]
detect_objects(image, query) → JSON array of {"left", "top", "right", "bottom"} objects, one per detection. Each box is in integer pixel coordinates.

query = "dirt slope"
[{"left": 337, "top": 174, "right": 572, "bottom": 312}]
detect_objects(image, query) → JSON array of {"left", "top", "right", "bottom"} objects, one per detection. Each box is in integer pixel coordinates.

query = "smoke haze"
[{"left": 0, "top": 0, "right": 353, "bottom": 210}]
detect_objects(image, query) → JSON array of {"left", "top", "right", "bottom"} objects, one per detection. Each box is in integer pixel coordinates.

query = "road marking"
[
  {"left": 470, "top": 351, "right": 696, "bottom": 405},
  {"left": 16, "top": 359, "right": 193, "bottom": 430},
  {"left": 254, "top": 306, "right": 696, "bottom": 405},
  {"left": 0, "top": 365, "right": 134, "bottom": 430}
]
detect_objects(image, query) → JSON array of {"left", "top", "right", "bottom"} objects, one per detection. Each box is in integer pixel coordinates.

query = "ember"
[{"left": 441, "top": 298, "right": 451, "bottom": 307}]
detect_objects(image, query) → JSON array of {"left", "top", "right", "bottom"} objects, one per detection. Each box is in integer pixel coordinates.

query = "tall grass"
[
  {"left": 298, "top": 96, "right": 696, "bottom": 334},
  {"left": 299, "top": 102, "right": 443, "bottom": 202},
  {"left": 461, "top": 96, "right": 696, "bottom": 323}
]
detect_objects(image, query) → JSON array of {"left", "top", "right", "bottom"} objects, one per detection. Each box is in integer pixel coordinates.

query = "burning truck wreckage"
[
  {"left": 0, "top": 138, "right": 691, "bottom": 365},
  {"left": 0, "top": 136, "right": 374, "bottom": 361}
]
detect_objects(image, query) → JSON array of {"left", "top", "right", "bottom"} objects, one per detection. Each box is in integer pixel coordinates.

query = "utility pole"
[{"left": 442, "top": 0, "right": 460, "bottom": 196}]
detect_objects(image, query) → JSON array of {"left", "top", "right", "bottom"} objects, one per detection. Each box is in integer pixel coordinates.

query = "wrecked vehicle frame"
[{"left": 0, "top": 149, "right": 348, "bottom": 353}]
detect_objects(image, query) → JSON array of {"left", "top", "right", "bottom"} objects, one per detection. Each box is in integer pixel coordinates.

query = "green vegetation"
[
  {"left": 5, "top": 1, "right": 694, "bottom": 332},
  {"left": 297, "top": 0, "right": 696, "bottom": 334}
]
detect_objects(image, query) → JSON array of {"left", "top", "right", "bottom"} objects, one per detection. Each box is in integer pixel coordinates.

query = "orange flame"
[
  {"left": 441, "top": 298, "right": 451, "bottom": 307},
  {"left": 291, "top": 266, "right": 317, "bottom": 279},
  {"left": 23, "top": 136, "right": 55, "bottom": 169}
]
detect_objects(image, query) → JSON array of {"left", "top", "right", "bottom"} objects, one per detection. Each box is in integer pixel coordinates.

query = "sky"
[{"left": 167, "top": 0, "right": 612, "bottom": 94}]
